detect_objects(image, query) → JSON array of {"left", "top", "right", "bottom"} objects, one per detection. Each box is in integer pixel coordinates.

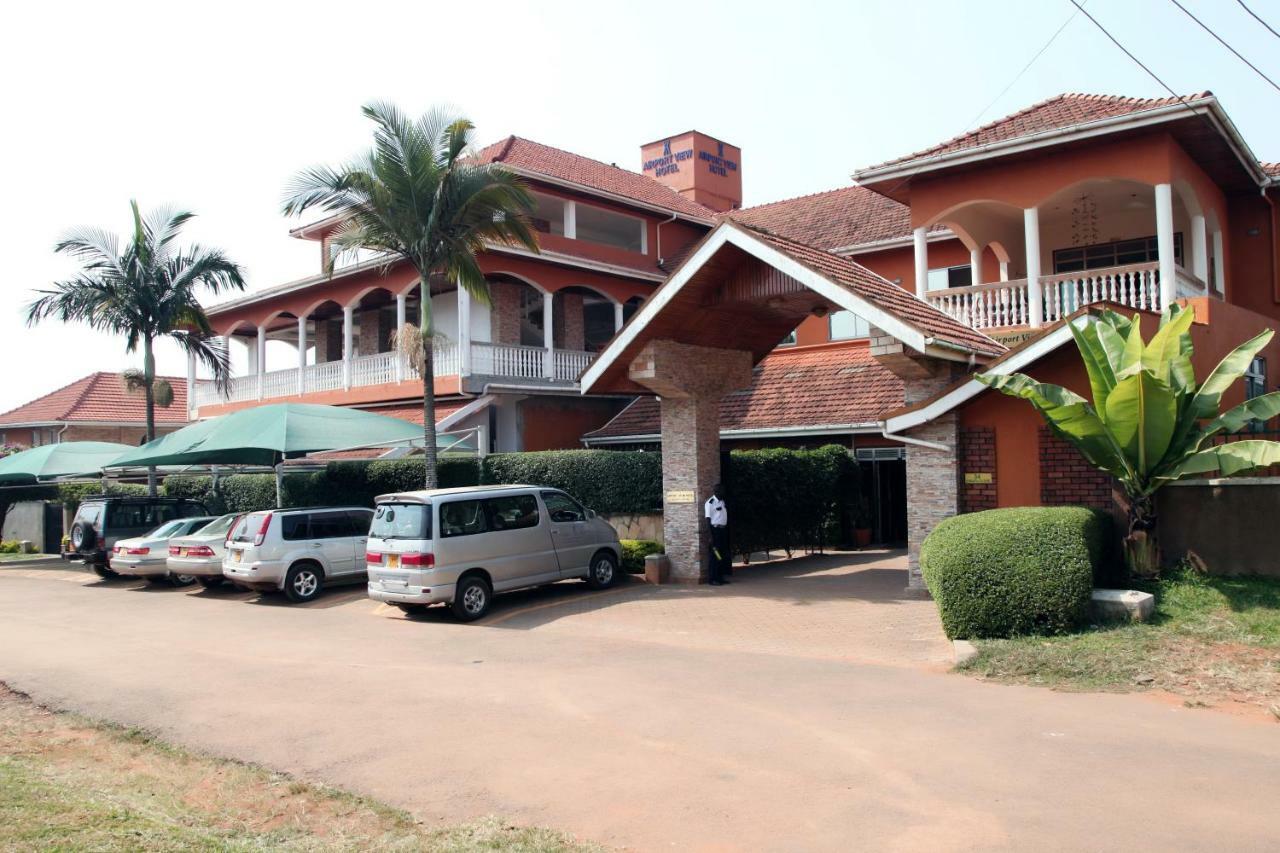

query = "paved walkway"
[{"left": 2, "top": 556, "right": 1278, "bottom": 852}]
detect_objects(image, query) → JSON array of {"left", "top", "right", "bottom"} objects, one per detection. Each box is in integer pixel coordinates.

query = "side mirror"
[{"left": 586, "top": 509, "right": 597, "bottom": 519}]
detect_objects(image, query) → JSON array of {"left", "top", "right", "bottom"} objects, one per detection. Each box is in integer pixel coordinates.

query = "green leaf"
[
  {"left": 1141, "top": 306, "right": 1194, "bottom": 386},
  {"left": 1201, "top": 390, "right": 1280, "bottom": 439},
  {"left": 1166, "top": 440, "right": 1280, "bottom": 478},
  {"left": 1103, "top": 369, "right": 1178, "bottom": 475},
  {"left": 1190, "top": 329, "right": 1274, "bottom": 420},
  {"left": 1069, "top": 317, "right": 1118, "bottom": 414},
  {"left": 1117, "top": 315, "right": 1145, "bottom": 377}
]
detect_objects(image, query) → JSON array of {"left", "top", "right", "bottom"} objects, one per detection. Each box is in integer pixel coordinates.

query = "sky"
[{"left": 3, "top": 0, "right": 1279, "bottom": 412}]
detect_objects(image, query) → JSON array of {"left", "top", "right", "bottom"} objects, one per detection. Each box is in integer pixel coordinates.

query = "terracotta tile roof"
[
  {"left": 474, "top": 136, "right": 717, "bottom": 221},
  {"left": 585, "top": 344, "right": 903, "bottom": 440},
  {"left": 729, "top": 185, "right": 945, "bottom": 251},
  {"left": 864, "top": 92, "right": 1215, "bottom": 173},
  {"left": 0, "top": 372, "right": 189, "bottom": 427},
  {"left": 730, "top": 222, "right": 1006, "bottom": 357},
  {"left": 1263, "top": 162, "right": 1280, "bottom": 178}
]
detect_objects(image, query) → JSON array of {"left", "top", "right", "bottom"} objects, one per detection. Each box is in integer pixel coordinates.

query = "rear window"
[
  {"left": 148, "top": 520, "right": 187, "bottom": 539},
  {"left": 230, "top": 512, "right": 271, "bottom": 543},
  {"left": 195, "top": 514, "right": 238, "bottom": 537},
  {"left": 371, "top": 504, "right": 431, "bottom": 540}
]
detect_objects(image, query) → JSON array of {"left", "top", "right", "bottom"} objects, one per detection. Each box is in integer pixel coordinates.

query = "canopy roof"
[
  {"left": 0, "top": 441, "right": 133, "bottom": 485},
  {"left": 106, "top": 403, "right": 444, "bottom": 470}
]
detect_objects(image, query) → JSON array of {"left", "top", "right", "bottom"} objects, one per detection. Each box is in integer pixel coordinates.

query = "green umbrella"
[
  {"left": 0, "top": 441, "right": 134, "bottom": 485},
  {"left": 105, "top": 403, "right": 465, "bottom": 470}
]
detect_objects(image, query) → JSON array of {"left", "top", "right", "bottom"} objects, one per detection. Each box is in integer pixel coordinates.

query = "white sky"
[{"left": 3, "top": 0, "right": 1279, "bottom": 412}]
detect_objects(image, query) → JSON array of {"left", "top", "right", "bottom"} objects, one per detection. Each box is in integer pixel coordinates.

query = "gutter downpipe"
[
  {"left": 1263, "top": 187, "right": 1280, "bottom": 304},
  {"left": 656, "top": 212, "right": 678, "bottom": 268}
]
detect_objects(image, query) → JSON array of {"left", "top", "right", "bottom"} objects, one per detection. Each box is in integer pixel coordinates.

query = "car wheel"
[
  {"left": 145, "top": 575, "right": 171, "bottom": 586},
  {"left": 585, "top": 552, "right": 619, "bottom": 590},
  {"left": 450, "top": 575, "right": 491, "bottom": 621},
  {"left": 170, "top": 574, "right": 196, "bottom": 587},
  {"left": 284, "top": 563, "right": 324, "bottom": 603},
  {"left": 196, "top": 576, "right": 225, "bottom": 589},
  {"left": 92, "top": 565, "right": 119, "bottom": 579}
]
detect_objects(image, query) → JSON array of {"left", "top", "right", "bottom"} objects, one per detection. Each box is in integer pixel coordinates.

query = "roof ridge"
[
  {"left": 0, "top": 373, "right": 94, "bottom": 420},
  {"left": 732, "top": 184, "right": 881, "bottom": 215}
]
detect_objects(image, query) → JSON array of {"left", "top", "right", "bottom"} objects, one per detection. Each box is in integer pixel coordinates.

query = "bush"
[
  {"left": 480, "top": 451, "right": 660, "bottom": 514},
  {"left": 726, "top": 445, "right": 856, "bottom": 559},
  {"left": 620, "top": 539, "right": 663, "bottom": 573},
  {"left": 0, "top": 540, "right": 21, "bottom": 554},
  {"left": 920, "top": 506, "right": 1113, "bottom": 639}
]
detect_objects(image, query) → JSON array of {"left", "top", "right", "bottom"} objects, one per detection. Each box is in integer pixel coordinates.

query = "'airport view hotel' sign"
[{"left": 640, "top": 130, "right": 743, "bottom": 213}]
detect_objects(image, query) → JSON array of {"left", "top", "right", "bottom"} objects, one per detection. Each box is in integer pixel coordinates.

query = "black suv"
[{"left": 65, "top": 496, "right": 209, "bottom": 578}]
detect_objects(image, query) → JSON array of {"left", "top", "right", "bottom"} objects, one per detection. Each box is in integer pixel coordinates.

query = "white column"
[
  {"left": 542, "top": 290, "right": 555, "bottom": 379},
  {"left": 912, "top": 227, "right": 929, "bottom": 298},
  {"left": 1191, "top": 213, "right": 1208, "bottom": 285},
  {"left": 613, "top": 300, "right": 625, "bottom": 333},
  {"left": 1024, "top": 207, "right": 1043, "bottom": 328},
  {"left": 342, "top": 305, "right": 354, "bottom": 390},
  {"left": 999, "top": 260, "right": 1010, "bottom": 282},
  {"left": 457, "top": 283, "right": 472, "bottom": 376},
  {"left": 394, "top": 292, "right": 407, "bottom": 382},
  {"left": 255, "top": 325, "right": 266, "bottom": 400},
  {"left": 186, "top": 350, "right": 196, "bottom": 419},
  {"left": 296, "top": 316, "right": 307, "bottom": 396},
  {"left": 969, "top": 247, "right": 983, "bottom": 287},
  {"left": 564, "top": 200, "right": 577, "bottom": 239},
  {"left": 1155, "top": 183, "right": 1176, "bottom": 309},
  {"left": 1212, "top": 229, "right": 1225, "bottom": 294}
]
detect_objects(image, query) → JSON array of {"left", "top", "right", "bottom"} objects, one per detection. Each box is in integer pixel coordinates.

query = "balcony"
[
  {"left": 192, "top": 342, "right": 597, "bottom": 411},
  {"left": 926, "top": 262, "right": 1209, "bottom": 331}
]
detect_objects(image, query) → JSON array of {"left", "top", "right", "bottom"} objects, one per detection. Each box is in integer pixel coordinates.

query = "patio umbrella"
[{"left": 0, "top": 441, "right": 133, "bottom": 485}]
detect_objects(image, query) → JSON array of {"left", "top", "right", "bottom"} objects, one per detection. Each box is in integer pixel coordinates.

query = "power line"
[
  {"left": 1236, "top": 0, "right": 1280, "bottom": 41},
  {"left": 1168, "top": 0, "right": 1280, "bottom": 94},
  {"left": 965, "top": 5, "right": 1083, "bottom": 132}
]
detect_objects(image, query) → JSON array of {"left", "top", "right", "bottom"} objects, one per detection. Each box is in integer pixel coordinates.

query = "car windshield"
[
  {"left": 147, "top": 520, "right": 187, "bottom": 539},
  {"left": 370, "top": 503, "right": 431, "bottom": 540},
  {"left": 194, "top": 514, "right": 239, "bottom": 537},
  {"left": 229, "top": 512, "right": 270, "bottom": 543}
]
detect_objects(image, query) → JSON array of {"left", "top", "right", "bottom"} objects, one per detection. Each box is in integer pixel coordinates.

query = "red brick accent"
[
  {"left": 959, "top": 426, "right": 997, "bottom": 513},
  {"left": 1039, "top": 426, "right": 1114, "bottom": 509}
]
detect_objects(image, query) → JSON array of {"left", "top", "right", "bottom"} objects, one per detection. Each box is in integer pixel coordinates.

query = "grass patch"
[
  {"left": 959, "top": 567, "right": 1280, "bottom": 712},
  {"left": 0, "top": 685, "right": 600, "bottom": 851}
]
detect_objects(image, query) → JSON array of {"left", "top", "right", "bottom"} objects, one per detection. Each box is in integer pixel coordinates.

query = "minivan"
[
  {"left": 365, "top": 485, "right": 622, "bottom": 621},
  {"left": 223, "top": 506, "right": 374, "bottom": 602}
]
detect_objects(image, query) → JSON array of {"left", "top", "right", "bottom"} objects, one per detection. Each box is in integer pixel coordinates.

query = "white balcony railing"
[
  {"left": 924, "top": 261, "right": 1210, "bottom": 330},
  {"left": 193, "top": 342, "right": 596, "bottom": 411}
]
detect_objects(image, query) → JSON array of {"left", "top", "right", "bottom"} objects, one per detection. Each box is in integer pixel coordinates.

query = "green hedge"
[
  {"left": 620, "top": 539, "right": 663, "bottom": 573},
  {"left": 725, "top": 445, "right": 857, "bottom": 558},
  {"left": 920, "top": 506, "right": 1113, "bottom": 639},
  {"left": 480, "top": 451, "right": 661, "bottom": 514}
]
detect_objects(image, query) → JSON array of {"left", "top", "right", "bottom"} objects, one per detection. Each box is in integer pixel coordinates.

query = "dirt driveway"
[{"left": 2, "top": 554, "right": 1279, "bottom": 852}]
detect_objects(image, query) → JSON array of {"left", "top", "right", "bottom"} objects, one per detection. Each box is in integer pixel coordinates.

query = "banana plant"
[{"left": 977, "top": 305, "right": 1280, "bottom": 578}]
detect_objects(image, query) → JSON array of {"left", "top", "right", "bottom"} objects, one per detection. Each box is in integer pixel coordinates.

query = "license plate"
[
  {"left": 387, "top": 554, "right": 399, "bottom": 569},
  {"left": 234, "top": 550, "right": 242, "bottom": 562},
  {"left": 178, "top": 548, "right": 187, "bottom": 556}
]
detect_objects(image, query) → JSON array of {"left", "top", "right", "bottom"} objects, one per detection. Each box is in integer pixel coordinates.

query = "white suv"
[{"left": 223, "top": 507, "right": 374, "bottom": 603}]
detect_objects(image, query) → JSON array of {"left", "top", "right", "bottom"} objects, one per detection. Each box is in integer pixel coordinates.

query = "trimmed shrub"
[
  {"left": 920, "top": 506, "right": 1112, "bottom": 639},
  {"left": 620, "top": 539, "right": 663, "bottom": 573},
  {"left": 726, "top": 445, "right": 856, "bottom": 558},
  {"left": 480, "top": 451, "right": 660, "bottom": 514}
]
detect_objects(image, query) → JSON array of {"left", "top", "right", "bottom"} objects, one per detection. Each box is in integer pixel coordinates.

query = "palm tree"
[
  {"left": 282, "top": 102, "right": 539, "bottom": 489},
  {"left": 27, "top": 201, "right": 246, "bottom": 493}
]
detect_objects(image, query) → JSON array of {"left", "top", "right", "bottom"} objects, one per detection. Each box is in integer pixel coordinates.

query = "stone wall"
[
  {"left": 1039, "top": 426, "right": 1113, "bottom": 509},
  {"left": 958, "top": 426, "right": 997, "bottom": 513},
  {"left": 601, "top": 512, "right": 664, "bottom": 544}
]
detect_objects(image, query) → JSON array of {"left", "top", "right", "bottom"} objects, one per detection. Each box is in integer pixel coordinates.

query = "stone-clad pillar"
[{"left": 628, "top": 340, "right": 753, "bottom": 583}]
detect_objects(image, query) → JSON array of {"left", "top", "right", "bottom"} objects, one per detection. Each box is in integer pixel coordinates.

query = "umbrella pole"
[{"left": 274, "top": 463, "right": 284, "bottom": 509}]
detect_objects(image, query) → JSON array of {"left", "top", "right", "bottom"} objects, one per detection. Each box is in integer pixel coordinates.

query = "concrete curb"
[{"left": 953, "top": 640, "right": 978, "bottom": 665}]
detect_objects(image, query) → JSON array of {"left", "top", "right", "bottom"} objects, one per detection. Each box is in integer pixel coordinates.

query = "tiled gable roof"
[
  {"left": 474, "top": 136, "right": 717, "bottom": 220},
  {"left": 864, "top": 92, "right": 1214, "bottom": 173},
  {"left": 0, "top": 372, "right": 189, "bottom": 427},
  {"left": 730, "top": 185, "right": 944, "bottom": 251},
  {"left": 1263, "top": 162, "right": 1280, "bottom": 178},
  {"left": 585, "top": 343, "right": 903, "bottom": 440},
  {"left": 731, "top": 222, "right": 1005, "bottom": 357}
]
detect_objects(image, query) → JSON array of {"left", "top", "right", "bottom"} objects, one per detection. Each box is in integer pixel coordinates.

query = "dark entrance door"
[{"left": 857, "top": 448, "right": 907, "bottom": 546}]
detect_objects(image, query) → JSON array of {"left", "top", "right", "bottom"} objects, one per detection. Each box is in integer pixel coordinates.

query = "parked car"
[
  {"left": 223, "top": 507, "right": 374, "bottom": 603},
  {"left": 165, "top": 513, "right": 243, "bottom": 588},
  {"left": 365, "top": 485, "right": 622, "bottom": 621},
  {"left": 65, "top": 497, "right": 209, "bottom": 578},
  {"left": 109, "top": 516, "right": 218, "bottom": 585}
]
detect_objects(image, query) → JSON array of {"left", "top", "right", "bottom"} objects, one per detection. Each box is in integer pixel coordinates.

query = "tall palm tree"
[
  {"left": 282, "top": 102, "right": 539, "bottom": 488},
  {"left": 27, "top": 201, "right": 246, "bottom": 493}
]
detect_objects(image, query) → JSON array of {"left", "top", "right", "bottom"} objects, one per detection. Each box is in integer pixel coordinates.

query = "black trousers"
[{"left": 708, "top": 525, "right": 729, "bottom": 582}]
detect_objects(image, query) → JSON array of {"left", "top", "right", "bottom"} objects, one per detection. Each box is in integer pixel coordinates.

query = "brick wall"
[
  {"left": 313, "top": 319, "right": 343, "bottom": 362},
  {"left": 357, "top": 308, "right": 393, "bottom": 356},
  {"left": 959, "top": 426, "right": 997, "bottom": 513},
  {"left": 490, "top": 282, "right": 523, "bottom": 346},
  {"left": 555, "top": 292, "right": 585, "bottom": 351},
  {"left": 1039, "top": 426, "right": 1114, "bottom": 509}
]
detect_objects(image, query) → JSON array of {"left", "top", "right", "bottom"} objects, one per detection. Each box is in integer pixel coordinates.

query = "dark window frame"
[{"left": 1052, "top": 233, "right": 1183, "bottom": 274}]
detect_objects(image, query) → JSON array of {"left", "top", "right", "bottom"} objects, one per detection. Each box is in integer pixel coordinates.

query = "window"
[
  {"left": 778, "top": 330, "right": 797, "bottom": 346},
  {"left": 530, "top": 192, "right": 567, "bottom": 237},
  {"left": 1246, "top": 357, "right": 1267, "bottom": 432},
  {"left": 371, "top": 504, "right": 431, "bottom": 540},
  {"left": 281, "top": 514, "right": 310, "bottom": 541},
  {"left": 484, "top": 495, "right": 540, "bottom": 531},
  {"left": 829, "top": 310, "right": 870, "bottom": 341},
  {"left": 307, "top": 511, "right": 354, "bottom": 539},
  {"left": 1052, "top": 234, "right": 1183, "bottom": 274},
  {"left": 575, "top": 204, "right": 645, "bottom": 253},
  {"left": 439, "top": 499, "right": 488, "bottom": 538},
  {"left": 107, "top": 502, "right": 182, "bottom": 531},
  {"left": 541, "top": 491, "right": 586, "bottom": 523},
  {"left": 926, "top": 265, "right": 972, "bottom": 292}
]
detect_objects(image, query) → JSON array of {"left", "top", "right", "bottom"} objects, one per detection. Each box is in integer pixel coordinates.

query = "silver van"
[
  {"left": 365, "top": 485, "right": 621, "bottom": 621},
  {"left": 223, "top": 506, "right": 375, "bottom": 602}
]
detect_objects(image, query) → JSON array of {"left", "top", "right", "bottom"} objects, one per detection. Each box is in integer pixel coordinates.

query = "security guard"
[{"left": 704, "top": 483, "right": 730, "bottom": 586}]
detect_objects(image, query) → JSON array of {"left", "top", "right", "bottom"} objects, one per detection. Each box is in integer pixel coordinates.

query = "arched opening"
[
  {"left": 349, "top": 288, "right": 396, "bottom": 357},
  {"left": 1036, "top": 178, "right": 1181, "bottom": 275},
  {"left": 557, "top": 285, "right": 620, "bottom": 353},
  {"left": 303, "top": 300, "right": 345, "bottom": 365}
]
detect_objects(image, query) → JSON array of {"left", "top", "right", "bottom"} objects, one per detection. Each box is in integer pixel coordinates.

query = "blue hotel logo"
[{"left": 644, "top": 138, "right": 693, "bottom": 177}]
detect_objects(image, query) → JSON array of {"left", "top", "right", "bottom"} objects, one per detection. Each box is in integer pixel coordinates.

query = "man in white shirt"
[{"left": 704, "top": 483, "right": 730, "bottom": 586}]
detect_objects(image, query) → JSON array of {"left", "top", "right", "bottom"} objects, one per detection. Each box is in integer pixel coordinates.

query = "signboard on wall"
[{"left": 665, "top": 489, "right": 696, "bottom": 504}]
